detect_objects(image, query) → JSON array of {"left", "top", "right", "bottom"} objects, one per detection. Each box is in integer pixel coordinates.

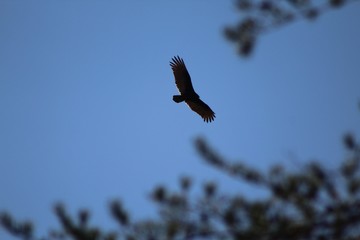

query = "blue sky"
[{"left": 1, "top": 1, "right": 360, "bottom": 238}]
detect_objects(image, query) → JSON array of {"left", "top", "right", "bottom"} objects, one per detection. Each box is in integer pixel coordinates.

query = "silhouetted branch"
[
  {"left": 225, "top": 0, "right": 360, "bottom": 56},
  {"left": 1, "top": 133, "right": 359, "bottom": 240}
]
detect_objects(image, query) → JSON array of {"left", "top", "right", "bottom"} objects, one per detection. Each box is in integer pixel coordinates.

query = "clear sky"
[{"left": 1, "top": 1, "right": 359, "bottom": 239}]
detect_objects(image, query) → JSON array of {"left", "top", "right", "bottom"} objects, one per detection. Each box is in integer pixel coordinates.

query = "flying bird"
[{"left": 170, "top": 56, "right": 215, "bottom": 123}]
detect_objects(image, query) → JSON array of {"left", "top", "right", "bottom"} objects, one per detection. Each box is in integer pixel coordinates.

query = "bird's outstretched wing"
[
  {"left": 185, "top": 98, "right": 216, "bottom": 123},
  {"left": 170, "top": 56, "right": 196, "bottom": 95}
]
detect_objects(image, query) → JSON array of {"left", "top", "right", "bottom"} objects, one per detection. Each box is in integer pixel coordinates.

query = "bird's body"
[{"left": 170, "top": 56, "right": 215, "bottom": 123}]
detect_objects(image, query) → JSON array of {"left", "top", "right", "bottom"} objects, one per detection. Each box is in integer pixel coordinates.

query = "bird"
[{"left": 170, "top": 56, "right": 215, "bottom": 123}]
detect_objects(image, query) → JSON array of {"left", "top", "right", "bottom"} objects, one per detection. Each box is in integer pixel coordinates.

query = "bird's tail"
[{"left": 173, "top": 95, "right": 184, "bottom": 103}]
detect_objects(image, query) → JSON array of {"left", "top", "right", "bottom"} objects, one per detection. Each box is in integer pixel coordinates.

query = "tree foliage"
[
  {"left": 1, "top": 133, "right": 360, "bottom": 240},
  {"left": 225, "top": 0, "right": 359, "bottom": 56}
]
